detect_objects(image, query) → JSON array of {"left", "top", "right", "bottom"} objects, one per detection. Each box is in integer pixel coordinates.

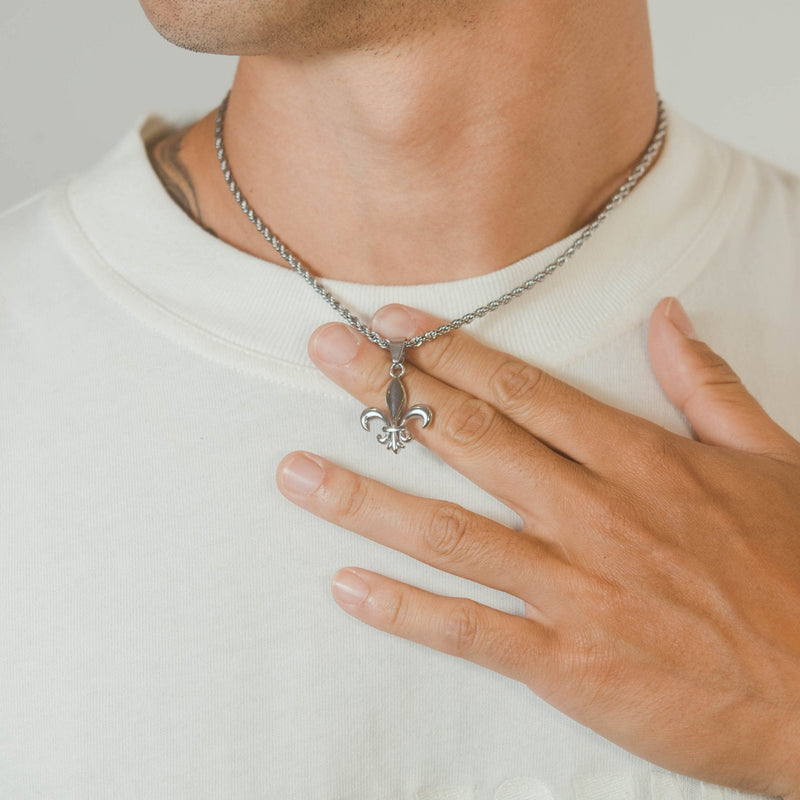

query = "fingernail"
[
  {"left": 313, "top": 324, "right": 360, "bottom": 365},
  {"left": 371, "top": 304, "right": 416, "bottom": 339},
  {"left": 279, "top": 452, "right": 324, "bottom": 495},
  {"left": 665, "top": 297, "right": 697, "bottom": 339},
  {"left": 332, "top": 570, "right": 370, "bottom": 606}
]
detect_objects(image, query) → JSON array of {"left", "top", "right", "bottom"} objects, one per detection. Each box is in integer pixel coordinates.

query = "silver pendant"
[{"left": 360, "top": 340, "right": 433, "bottom": 454}]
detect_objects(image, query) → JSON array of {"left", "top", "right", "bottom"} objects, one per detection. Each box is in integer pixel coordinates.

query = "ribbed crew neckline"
[{"left": 60, "top": 105, "right": 741, "bottom": 387}]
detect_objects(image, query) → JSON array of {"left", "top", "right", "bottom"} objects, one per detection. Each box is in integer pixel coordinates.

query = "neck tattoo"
[{"left": 214, "top": 93, "right": 667, "bottom": 453}]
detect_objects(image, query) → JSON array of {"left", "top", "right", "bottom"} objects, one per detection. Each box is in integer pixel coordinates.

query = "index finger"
[{"left": 370, "top": 303, "right": 650, "bottom": 470}]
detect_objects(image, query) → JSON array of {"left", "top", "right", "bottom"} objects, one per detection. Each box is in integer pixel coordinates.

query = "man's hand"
[{"left": 276, "top": 297, "right": 800, "bottom": 797}]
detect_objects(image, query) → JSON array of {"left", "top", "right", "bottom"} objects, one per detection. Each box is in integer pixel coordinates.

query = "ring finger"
[{"left": 276, "top": 450, "right": 569, "bottom": 610}]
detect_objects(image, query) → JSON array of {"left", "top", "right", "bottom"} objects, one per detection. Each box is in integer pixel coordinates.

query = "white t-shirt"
[{"left": 1, "top": 107, "right": 798, "bottom": 800}]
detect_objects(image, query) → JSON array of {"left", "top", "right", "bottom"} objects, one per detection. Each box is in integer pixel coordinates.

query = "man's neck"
[{"left": 149, "top": 0, "right": 658, "bottom": 285}]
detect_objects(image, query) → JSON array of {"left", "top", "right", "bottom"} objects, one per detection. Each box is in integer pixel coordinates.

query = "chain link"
[{"left": 215, "top": 94, "right": 667, "bottom": 351}]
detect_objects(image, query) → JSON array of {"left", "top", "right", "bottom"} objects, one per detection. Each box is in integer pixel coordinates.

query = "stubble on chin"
[{"left": 139, "top": 0, "right": 483, "bottom": 57}]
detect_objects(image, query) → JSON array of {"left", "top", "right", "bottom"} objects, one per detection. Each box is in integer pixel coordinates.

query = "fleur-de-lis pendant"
[{"left": 360, "top": 340, "right": 433, "bottom": 454}]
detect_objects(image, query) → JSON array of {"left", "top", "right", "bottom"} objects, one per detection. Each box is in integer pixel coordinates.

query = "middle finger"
[{"left": 309, "top": 322, "right": 592, "bottom": 522}]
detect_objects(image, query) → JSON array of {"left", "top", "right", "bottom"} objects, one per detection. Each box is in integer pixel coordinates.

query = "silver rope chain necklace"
[{"left": 215, "top": 94, "right": 667, "bottom": 453}]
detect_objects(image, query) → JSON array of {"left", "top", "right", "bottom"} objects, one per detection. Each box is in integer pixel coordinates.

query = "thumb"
[{"left": 648, "top": 297, "right": 797, "bottom": 457}]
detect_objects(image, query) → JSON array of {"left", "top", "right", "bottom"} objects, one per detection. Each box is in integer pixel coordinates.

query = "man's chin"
[{"left": 136, "top": 0, "right": 482, "bottom": 59}]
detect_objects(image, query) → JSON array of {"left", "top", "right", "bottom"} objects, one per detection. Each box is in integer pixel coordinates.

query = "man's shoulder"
[
  {"left": 0, "top": 117, "right": 168, "bottom": 286},
  {"left": 726, "top": 141, "right": 800, "bottom": 253},
  {"left": 687, "top": 114, "right": 800, "bottom": 222},
  {"left": 0, "top": 114, "right": 174, "bottom": 247},
  {"left": 0, "top": 187, "right": 89, "bottom": 345},
  {"left": 0, "top": 188, "right": 66, "bottom": 274},
  {"left": 734, "top": 142, "right": 800, "bottom": 212},
  {"left": 669, "top": 110, "right": 800, "bottom": 269}
]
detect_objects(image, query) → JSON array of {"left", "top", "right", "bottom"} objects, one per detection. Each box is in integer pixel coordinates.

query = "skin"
[
  {"left": 140, "top": 0, "right": 485, "bottom": 56},
  {"left": 277, "top": 301, "right": 800, "bottom": 796},
  {"left": 149, "top": 130, "right": 219, "bottom": 237},
  {"left": 143, "top": 0, "right": 657, "bottom": 283},
  {"left": 138, "top": 0, "right": 800, "bottom": 792}
]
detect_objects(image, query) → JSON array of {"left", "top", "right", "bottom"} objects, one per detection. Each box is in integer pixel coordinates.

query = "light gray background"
[{"left": 1, "top": 0, "right": 799, "bottom": 213}]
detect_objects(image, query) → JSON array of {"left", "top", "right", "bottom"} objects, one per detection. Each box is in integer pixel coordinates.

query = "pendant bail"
[
  {"left": 388, "top": 339, "right": 406, "bottom": 364},
  {"left": 388, "top": 339, "right": 407, "bottom": 378}
]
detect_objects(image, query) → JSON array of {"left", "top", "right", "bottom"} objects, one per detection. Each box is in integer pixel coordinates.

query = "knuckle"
[
  {"left": 332, "top": 474, "right": 372, "bottom": 522},
  {"left": 640, "top": 428, "right": 682, "bottom": 470},
  {"left": 590, "top": 577, "right": 629, "bottom": 620},
  {"left": 623, "top": 425, "right": 688, "bottom": 483},
  {"left": 788, "top": 441, "right": 800, "bottom": 467},
  {"left": 383, "top": 587, "right": 410, "bottom": 631},
  {"left": 584, "top": 485, "right": 644, "bottom": 547},
  {"left": 443, "top": 602, "right": 482, "bottom": 655},
  {"left": 560, "top": 629, "right": 615, "bottom": 700},
  {"left": 424, "top": 503, "right": 471, "bottom": 560},
  {"left": 684, "top": 346, "right": 742, "bottom": 410},
  {"left": 693, "top": 342, "right": 738, "bottom": 383},
  {"left": 443, "top": 395, "right": 496, "bottom": 447},
  {"left": 419, "top": 332, "right": 461, "bottom": 374},
  {"left": 491, "top": 359, "right": 545, "bottom": 412}
]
